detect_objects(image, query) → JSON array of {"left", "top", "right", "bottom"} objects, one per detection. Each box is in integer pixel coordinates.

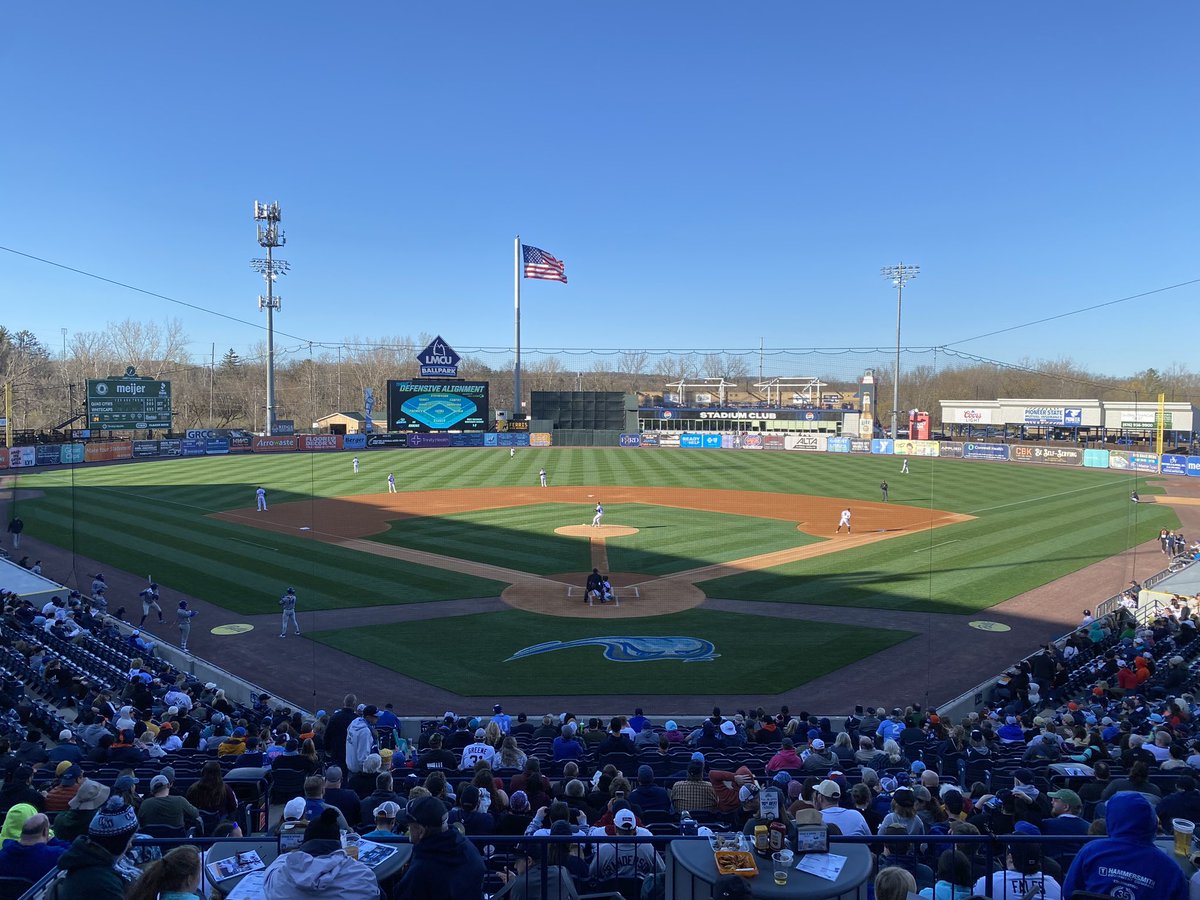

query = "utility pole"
[
  {"left": 880, "top": 263, "right": 919, "bottom": 440},
  {"left": 251, "top": 201, "right": 288, "bottom": 436},
  {"left": 209, "top": 343, "right": 215, "bottom": 425}
]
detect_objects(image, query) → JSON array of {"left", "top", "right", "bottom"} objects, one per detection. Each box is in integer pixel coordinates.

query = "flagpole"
[{"left": 514, "top": 235, "right": 522, "bottom": 418}]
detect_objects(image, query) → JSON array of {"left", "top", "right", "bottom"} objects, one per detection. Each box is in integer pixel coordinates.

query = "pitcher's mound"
[{"left": 554, "top": 525, "right": 639, "bottom": 538}]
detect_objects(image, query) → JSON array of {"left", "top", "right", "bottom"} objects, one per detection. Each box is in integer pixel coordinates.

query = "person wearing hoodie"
[
  {"left": 709, "top": 765, "right": 756, "bottom": 814},
  {"left": 345, "top": 705, "right": 378, "bottom": 776},
  {"left": 1063, "top": 791, "right": 1187, "bottom": 900},
  {"left": 0, "top": 809, "right": 67, "bottom": 882},
  {"left": 802, "top": 738, "right": 838, "bottom": 772},
  {"left": 396, "top": 794, "right": 486, "bottom": 900},
  {"left": 262, "top": 808, "right": 377, "bottom": 900},
  {"left": 766, "top": 738, "right": 803, "bottom": 773},
  {"left": 54, "top": 798, "right": 140, "bottom": 899}
]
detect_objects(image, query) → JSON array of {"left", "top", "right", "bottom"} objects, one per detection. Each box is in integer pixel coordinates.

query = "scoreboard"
[{"left": 86, "top": 372, "right": 173, "bottom": 430}]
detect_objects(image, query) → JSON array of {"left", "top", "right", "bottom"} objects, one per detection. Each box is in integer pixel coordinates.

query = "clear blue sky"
[{"left": 2, "top": 3, "right": 1197, "bottom": 375}]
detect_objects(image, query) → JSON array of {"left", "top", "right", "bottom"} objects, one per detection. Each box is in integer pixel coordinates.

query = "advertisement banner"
[
  {"left": 784, "top": 434, "right": 824, "bottom": 452},
  {"left": 701, "top": 434, "right": 722, "bottom": 448},
  {"left": 343, "top": 434, "right": 367, "bottom": 450},
  {"left": 204, "top": 438, "right": 230, "bottom": 455},
  {"left": 658, "top": 433, "right": 681, "bottom": 447},
  {"left": 484, "top": 433, "right": 498, "bottom": 446},
  {"left": 158, "top": 439, "right": 181, "bottom": 457},
  {"left": 529, "top": 432, "right": 552, "bottom": 447},
  {"left": 963, "top": 442, "right": 1010, "bottom": 461},
  {"left": 449, "top": 433, "right": 485, "bottom": 447},
  {"left": 84, "top": 441, "right": 133, "bottom": 463},
  {"left": 1108, "top": 450, "right": 1159, "bottom": 472},
  {"left": 640, "top": 433, "right": 660, "bottom": 447},
  {"left": 1120, "top": 411, "right": 1171, "bottom": 430},
  {"left": 251, "top": 436, "right": 298, "bottom": 453},
  {"left": 132, "top": 440, "right": 160, "bottom": 459},
  {"left": 229, "top": 435, "right": 253, "bottom": 451},
  {"left": 871, "top": 439, "right": 894, "bottom": 455},
  {"left": 61, "top": 444, "right": 85, "bottom": 464},
  {"left": 850, "top": 439, "right": 872, "bottom": 453},
  {"left": 619, "top": 433, "right": 642, "bottom": 447},
  {"left": 894, "top": 439, "right": 940, "bottom": 458},
  {"left": 363, "top": 388, "right": 375, "bottom": 433},
  {"left": 36, "top": 445, "right": 62, "bottom": 466},
  {"left": 180, "top": 440, "right": 206, "bottom": 457},
  {"left": 939, "top": 442, "right": 964, "bottom": 458},
  {"left": 274, "top": 420, "right": 296, "bottom": 436},
  {"left": 1188, "top": 457, "right": 1200, "bottom": 478},
  {"left": 494, "top": 432, "right": 529, "bottom": 447},
  {"left": 946, "top": 408, "right": 993, "bottom": 425},
  {"left": 1011, "top": 444, "right": 1084, "bottom": 466},
  {"left": 679, "top": 434, "right": 702, "bottom": 448},
  {"left": 1160, "top": 454, "right": 1189, "bottom": 477},
  {"left": 386, "top": 379, "right": 489, "bottom": 432},
  {"left": 826, "top": 437, "right": 851, "bottom": 453},
  {"left": 763, "top": 434, "right": 787, "bottom": 450},
  {"left": 1022, "top": 406, "right": 1082, "bottom": 427},
  {"left": 365, "top": 433, "right": 408, "bottom": 448},
  {"left": 298, "top": 434, "right": 341, "bottom": 452},
  {"left": 407, "top": 433, "right": 451, "bottom": 448},
  {"left": 739, "top": 434, "right": 763, "bottom": 449},
  {"left": 1083, "top": 448, "right": 1111, "bottom": 469},
  {"left": 8, "top": 447, "right": 36, "bottom": 467}
]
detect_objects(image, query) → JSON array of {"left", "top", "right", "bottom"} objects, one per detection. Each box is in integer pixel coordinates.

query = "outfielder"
[
  {"left": 387, "top": 473, "right": 397, "bottom": 493},
  {"left": 592, "top": 503, "right": 604, "bottom": 527},
  {"left": 836, "top": 508, "right": 852, "bottom": 533},
  {"left": 139, "top": 582, "right": 164, "bottom": 626},
  {"left": 901, "top": 458, "right": 909, "bottom": 475},
  {"left": 177, "top": 600, "right": 198, "bottom": 651},
  {"left": 279, "top": 587, "right": 301, "bottom": 637},
  {"left": 256, "top": 486, "right": 268, "bottom": 511},
  {"left": 510, "top": 447, "right": 515, "bottom": 459},
  {"left": 539, "top": 468, "right": 547, "bottom": 488},
  {"left": 352, "top": 457, "right": 359, "bottom": 474}
]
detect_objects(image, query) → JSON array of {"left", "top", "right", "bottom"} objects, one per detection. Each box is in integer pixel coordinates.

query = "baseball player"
[
  {"left": 387, "top": 473, "right": 397, "bottom": 493},
  {"left": 836, "top": 508, "right": 852, "bottom": 533},
  {"left": 900, "top": 458, "right": 910, "bottom": 475},
  {"left": 509, "top": 447, "right": 515, "bottom": 459},
  {"left": 880, "top": 481, "right": 889, "bottom": 502},
  {"left": 279, "top": 587, "right": 300, "bottom": 637},
  {"left": 539, "top": 468, "right": 547, "bottom": 488},
  {"left": 256, "top": 486, "right": 268, "bottom": 511},
  {"left": 352, "top": 456, "right": 359, "bottom": 474},
  {"left": 91, "top": 573, "right": 107, "bottom": 596},
  {"left": 592, "top": 503, "right": 604, "bottom": 527},
  {"left": 176, "top": 600, "right": 198, "bottom": 651},
  {"left": 139, "top": 582, "right": 164, "bottom": 626}
]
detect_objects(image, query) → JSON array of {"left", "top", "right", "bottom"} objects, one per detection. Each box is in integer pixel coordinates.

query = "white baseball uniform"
[
  {"left": 837, "top": 509, "right": 852, "bottom": 533},
  {"left": 592, "top": 504, "right": 604, "bottom": 527},
  {"left": 256, "top": 487, "right": 267, "bottom": 511},
  {"left": 352, "top": 457, "right": 359, "bottom": 474},
  {"left": 387, "top": 473, "right": 397, "bottom": 493}
]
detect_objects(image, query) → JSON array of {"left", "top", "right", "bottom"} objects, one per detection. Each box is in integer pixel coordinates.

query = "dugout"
[{"left": 0, "top": 559, "right": 66, "bottom": 607}]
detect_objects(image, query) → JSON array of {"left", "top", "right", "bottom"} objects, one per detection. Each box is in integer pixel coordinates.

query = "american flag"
[{"left": 522, "top": 244, "right": 568, "bottom": 283}]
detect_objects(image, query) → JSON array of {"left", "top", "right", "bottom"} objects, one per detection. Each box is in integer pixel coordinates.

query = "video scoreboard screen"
[
  {"left": 386, "top": 380, "right": 489, "bottom": 432},
  {"left": 86, "top": 377, "right": 173, "bottom": 430}
]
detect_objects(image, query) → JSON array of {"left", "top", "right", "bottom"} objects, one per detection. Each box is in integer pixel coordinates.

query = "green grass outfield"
[
  {"left": 308, "top": 608, "right": 914, "bottom": 695},
  {"left": 372, "top": 502, "right": 823, "bottom": 576},
  {"left": 12, "top": 448, "right": 1176, "bottom": 618}
]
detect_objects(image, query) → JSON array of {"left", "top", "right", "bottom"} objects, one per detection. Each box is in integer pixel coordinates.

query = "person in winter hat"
[
  {"left": 53, "top": 797, "right": 139, "bottom": 899},
  {"left": 262, "top": 808, "right": 377, "bottom": 900}
]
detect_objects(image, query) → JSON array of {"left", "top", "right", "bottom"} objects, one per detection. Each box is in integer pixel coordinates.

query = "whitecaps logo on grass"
[{"left": 505, "top": 636, "right": 719, "bottom": 663}]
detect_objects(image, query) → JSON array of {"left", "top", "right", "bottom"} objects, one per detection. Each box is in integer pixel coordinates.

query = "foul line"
[
  {"left": 915, "top": 540, "right": 959, "bottom": 553},
  {"left": 230, "top": 537, "right": 277, "bottom": 551},
  {"left": 966, "top": 482, "right": 1117, "bottom": 514}
]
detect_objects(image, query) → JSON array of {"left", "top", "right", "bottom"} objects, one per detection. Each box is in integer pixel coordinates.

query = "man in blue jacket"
[
  {"left": 1063, "top": 791, "right": 1187, "bottom": 900},
  {"left": 396, "top": 795, "right": 485, "bottom": 899}
]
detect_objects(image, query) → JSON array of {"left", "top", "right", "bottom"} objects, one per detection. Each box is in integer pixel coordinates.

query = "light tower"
[
  {"left": 880, "top": 262, "right": 919, "bottom": 440},
  {"left": 251, "top": 201, "right": 288, "bottom": 436}
]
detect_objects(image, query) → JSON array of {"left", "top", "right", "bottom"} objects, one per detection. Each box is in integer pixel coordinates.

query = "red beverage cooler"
[{"left": 909, "top": 410, "right": 931, "bottom": 441}]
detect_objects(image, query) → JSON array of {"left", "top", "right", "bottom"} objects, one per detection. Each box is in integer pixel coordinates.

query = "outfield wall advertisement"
[
  {"left": 1010, "top": 445, "right": 1083, "bottom": 466},
  {"left": 386, "top": 380, "right": 489, "bottom": 432},
  {"left": 964, "top": 443, "right": 1010, "bottom": 461}
]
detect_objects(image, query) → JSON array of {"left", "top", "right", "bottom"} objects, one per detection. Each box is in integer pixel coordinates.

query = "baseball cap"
[
  {"left": 406, "top": 795, "right": 447, "bottom": 827},
  {"left": 738, "top": 783, "right": 760, "bottom": 802},
  {"left": 60, "top": 765, "right": 82, "bottom": 785},
  {"left": 150, "top": 774, "right": 170, "bottom": 791},
  {"left": 814, "top": 779, "right": 841, "bottom": 798},
  {"left": 204, "top": 682, "right": 217, "bottom": 690},
  {"left": 810, "top": 738, "right": 825, "bottom": 750},
  {"left": 910, "top": 760, "right": 926, "bottom": 774},
  {"left": 893, "top": 787, "right": 915, "bottom": 807},
  {"left": 773, "top": 772, "right": 792, "bottom": 786},
  {"left": 691, "top": 751, "right": 705, "bottom": 763},
  {"left": 614, "top": 809, "right": 637, "bottom": 829},
  {"left": 474, "top": 728, "right": 486, "bottom": 740},
  {"left": 374, "top": 801, "right": 400, "bottom": 818},
  {"left": 113, "top": 775, "right": 138, "bottom": 792},
  {"left": 59, "top": 729, "right": 73, "bottom": 742},
  {"left": 720, "top": 720, "right": 737, "bottom": 736},
  {"left": 55, "top": 761, "right": 74, "bottom": 777},
  {"left": 324, "top": 766, "right": 343, "bottom": 783},
  {"left": 665, "top": 720, "right": 677, "bottom": 731},
  {"left": 1047, "top": 788, "right": 1081, "bottom": 809},
  {"left": 284, "top": 797, "right": 307, "bottom": 820},
  {"left": 363, "top": 705, "right": 378, "bottom": 717}
]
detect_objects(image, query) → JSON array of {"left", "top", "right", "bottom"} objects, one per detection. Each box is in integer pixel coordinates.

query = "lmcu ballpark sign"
[
  {"left": 86, "top": 368, "right": 172, "bottom": 430},
  {"left": 417, "top": 336, "right": 461, "bottom": 378}
]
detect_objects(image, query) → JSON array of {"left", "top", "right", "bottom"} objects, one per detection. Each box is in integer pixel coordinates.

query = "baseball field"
[{"left": 9, "top": 448, "right": 1178, "bottom": 706}]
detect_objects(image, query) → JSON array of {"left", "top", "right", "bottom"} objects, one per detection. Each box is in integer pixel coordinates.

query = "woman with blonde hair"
[
  {"left": 497, "top": 736, "right": 527, "bottom": 770},
  {"left": 126, "top": 844, "right": 202, "bottom": 900},
  {"left": 876, "top": 866, "right": 918, "bottom": 900},
  {"left": 484, "top": 720, "right": 504, "bottom": 748}
]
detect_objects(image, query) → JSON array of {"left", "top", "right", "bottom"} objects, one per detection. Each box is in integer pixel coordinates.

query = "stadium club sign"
[
  {"left": 417, "top": 336, "right": 461, "bottom": 378},
  {"left": 1022, "top": 406, "right": 1082, "bottom": 426}
]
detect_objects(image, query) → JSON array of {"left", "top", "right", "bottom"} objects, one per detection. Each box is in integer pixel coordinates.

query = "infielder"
[
  {"left": 880, "top": 481, "right": 889, "bottom": 502},
  {"left": 836, "top": 508, "right": 852, "bottom": 533},
  {"left": 279, "top": 587, "right": 301, "bottom": 637},
  {"left": 539, "top": 468, "right": 547, "bottom": 488},
  {"left": 901, "top": 458, "right": 909, "bottom": 475},
  {"left": 387, "top": 473, "right": 397, "bottom": 493},
  {"left": 592, "top": 503, "right": 604, "bottom": 527},
  {"left": 256, "top": 486, "right": 268, "bottom": 511},
  {"left": 352, "top": 456, "right": 359, "bottom": 474},
  {"left": 139, "top": 582, "right": 164, "bottom": 626},
  {"left": 177, "top": 600, "right": 198, "bottom": 651}
]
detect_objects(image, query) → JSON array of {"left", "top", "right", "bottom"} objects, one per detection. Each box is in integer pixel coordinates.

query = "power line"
[{"left": 0, "top": 244, "right": 315, "bottom": 344}]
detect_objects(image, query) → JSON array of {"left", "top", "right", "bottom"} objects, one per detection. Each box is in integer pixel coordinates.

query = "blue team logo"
[{"left": 505, "top": 636, "right": 719, "bottom": 663}]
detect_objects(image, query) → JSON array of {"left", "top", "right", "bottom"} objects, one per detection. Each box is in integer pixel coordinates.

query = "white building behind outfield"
[{"left": 940, "top": 398, "right": 1197, "bottom": 442}]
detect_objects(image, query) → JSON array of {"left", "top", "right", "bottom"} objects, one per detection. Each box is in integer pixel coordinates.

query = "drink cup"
[
  {"left": 343, "top": 832, "right": 360, "bottom": 860},
  {"left": 1174, "top": 819, "right": 1195, "bottom": 855},
  {"left": 773, "top": 850, "right": 793, "bottom": 885}
]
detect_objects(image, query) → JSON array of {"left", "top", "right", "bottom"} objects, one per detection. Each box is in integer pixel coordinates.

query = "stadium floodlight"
[
  {"left": 881, "top": 263, "right": 919, "bottom": 441},
  {"left": 251, "top": 203, "right": 288, "bottom": 436}
]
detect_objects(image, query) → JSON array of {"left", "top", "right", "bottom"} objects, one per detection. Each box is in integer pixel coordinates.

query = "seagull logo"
[{"left": 505, "top": 636, "right": 719, "bottom": 663}]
